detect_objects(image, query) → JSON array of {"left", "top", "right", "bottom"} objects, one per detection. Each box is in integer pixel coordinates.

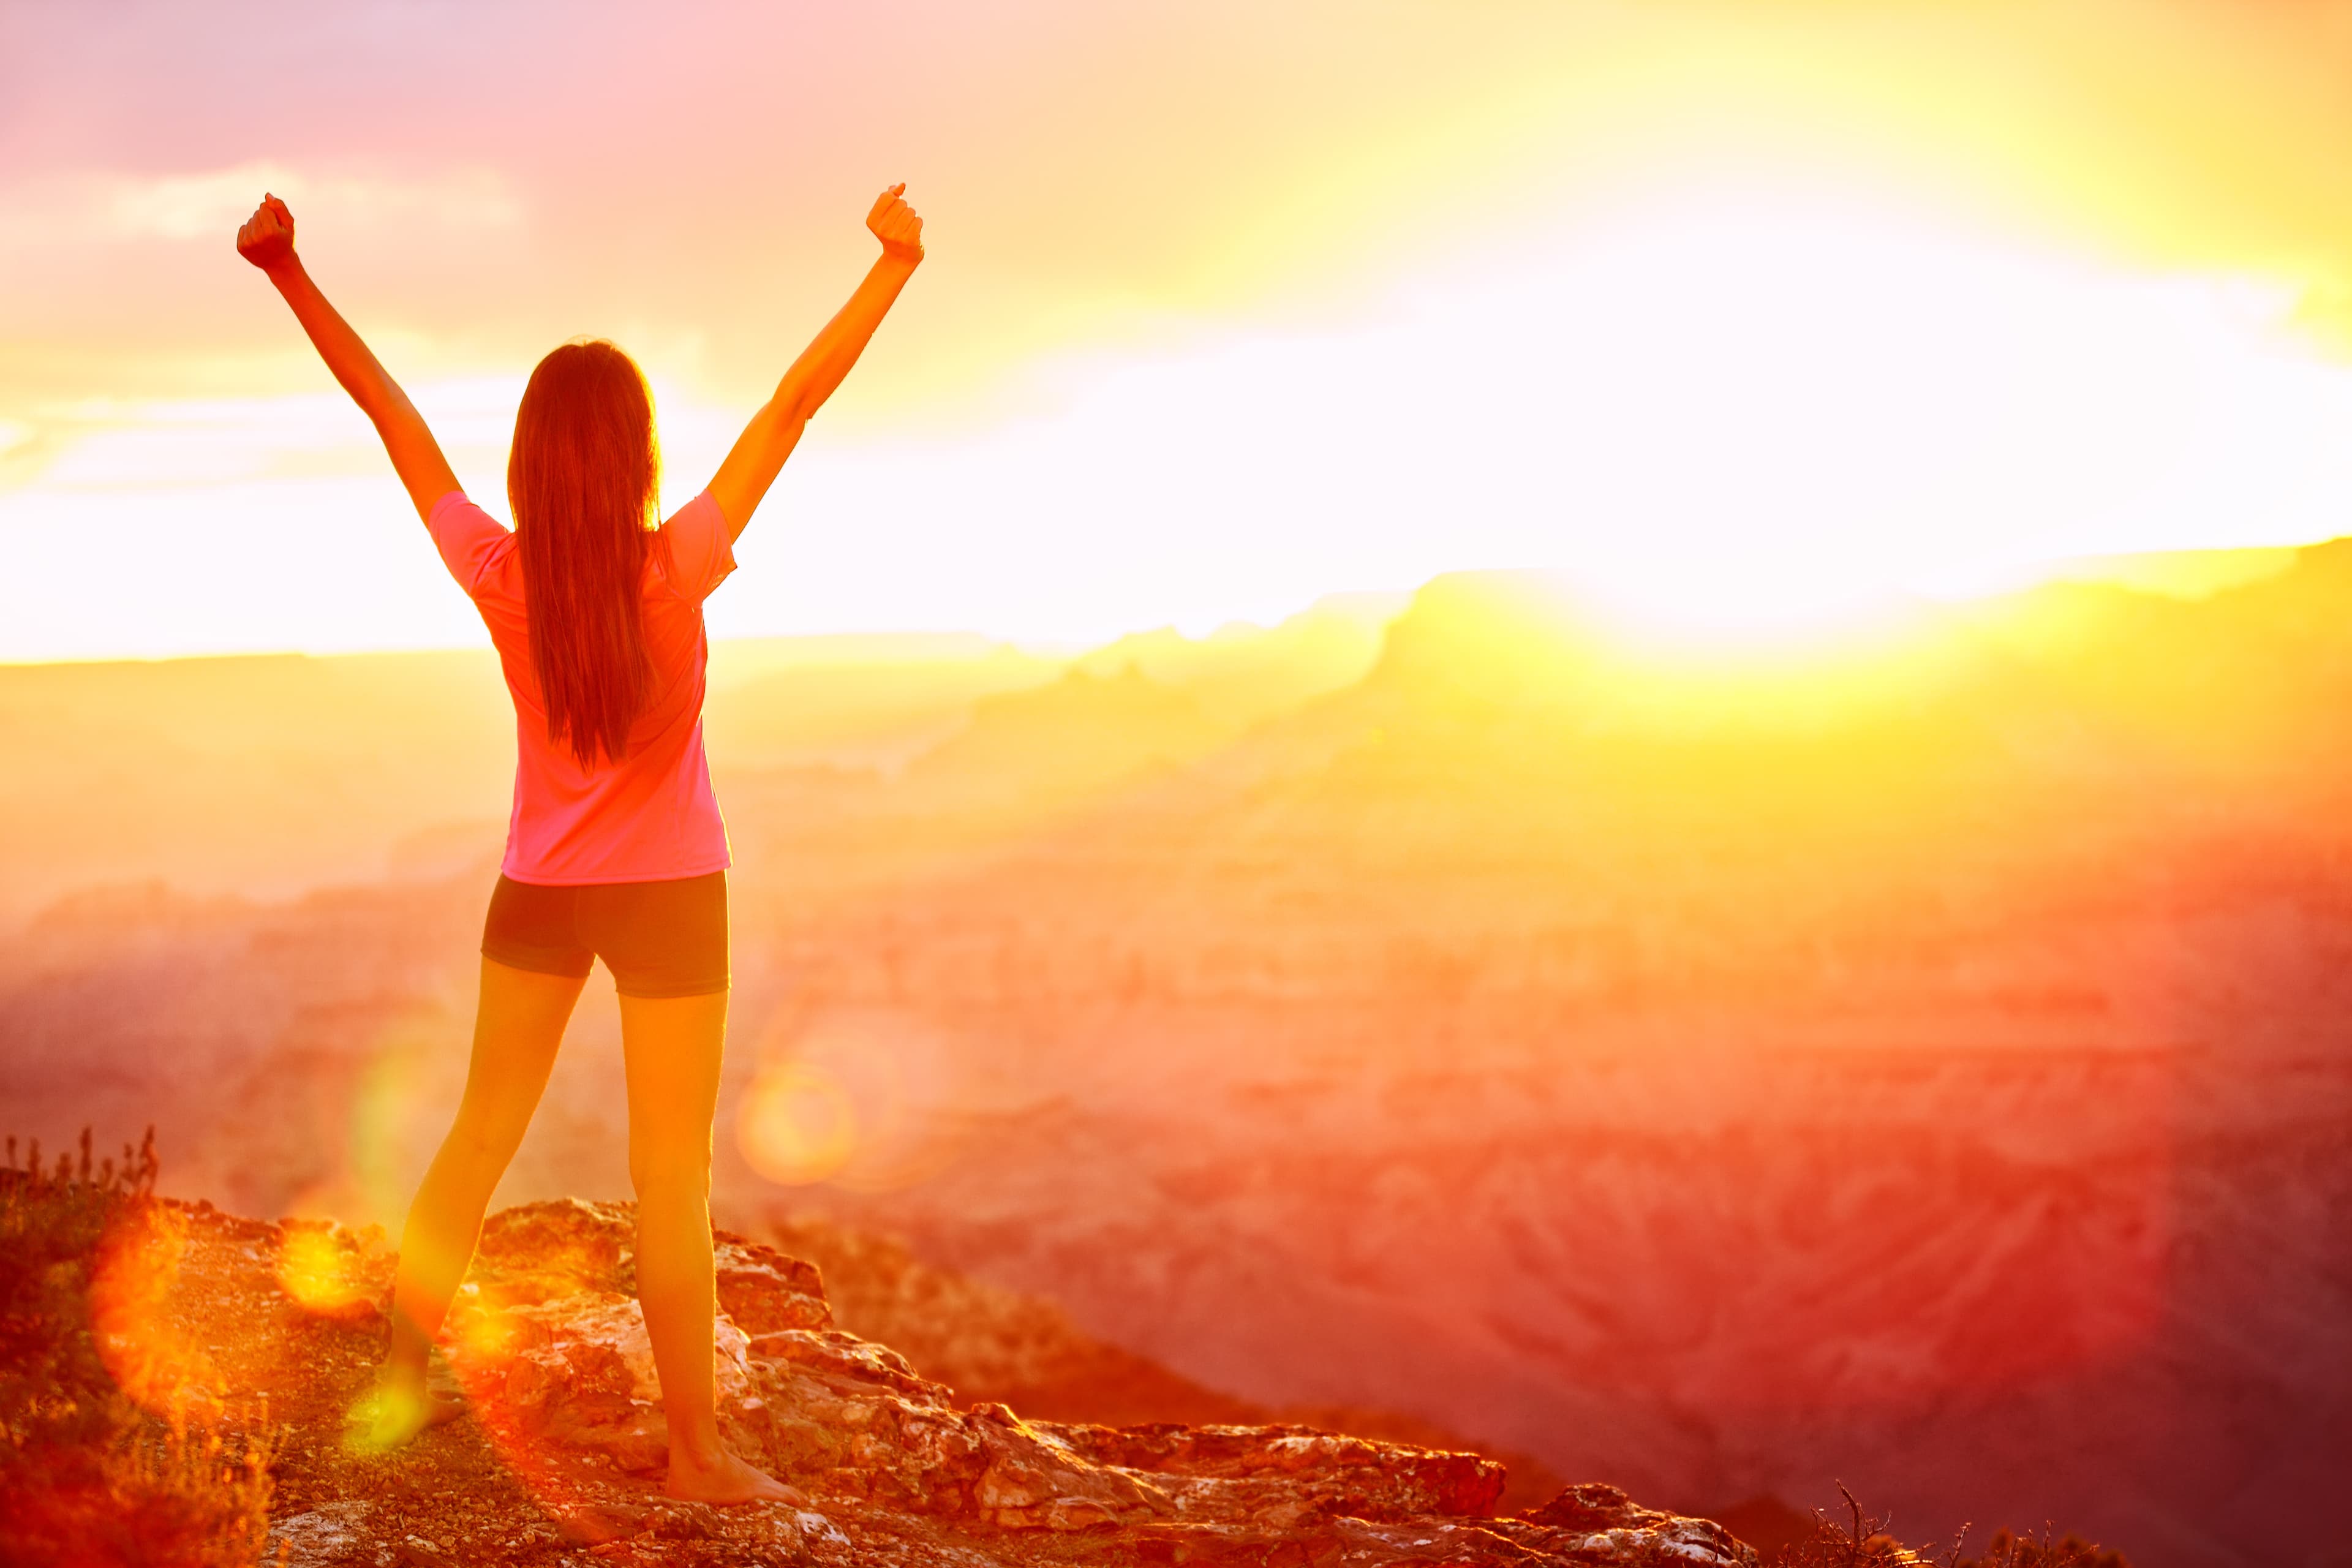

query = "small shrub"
[
  {"left": 0, "top": 1128, "right": 274, "bottom": 1568},
  {"left": 1768, "top": 1485, "right": 2129, "bottom": 1568},
  {"left": 1956, "top": 1526, "right": 2132, "bottom": 1568}
]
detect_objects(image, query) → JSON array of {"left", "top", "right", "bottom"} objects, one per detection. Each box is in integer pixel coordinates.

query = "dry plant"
[
  {"left": 1953, "top": 1525, "right": 2133, "bottom": 1568},
  {"left": 1769, "top": 1485, "right": 2130, "bottom": 1568},
  {"left": 0, "top": 1127, "right": 276, "bottom": 1567}
]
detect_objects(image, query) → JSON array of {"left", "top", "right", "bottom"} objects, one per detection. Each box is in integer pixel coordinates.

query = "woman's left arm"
[
  {"left": 708, "top": 183, "right": 925, "bottom": 543},
  {"left": 236, "top": 194, "right": 459, "bottom": 521}
]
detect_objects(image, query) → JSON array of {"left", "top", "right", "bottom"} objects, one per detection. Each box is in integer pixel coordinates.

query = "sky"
[{"left": 12, "top": 0, "right": 2352, "bottom": 658}]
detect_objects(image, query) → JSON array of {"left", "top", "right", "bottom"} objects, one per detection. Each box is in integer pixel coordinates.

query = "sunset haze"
[{"left": 15, "top": 1, "right": 2352, "bottom": 653}]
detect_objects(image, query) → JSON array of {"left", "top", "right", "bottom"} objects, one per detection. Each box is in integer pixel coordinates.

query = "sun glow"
[
  {"left": 8, "top": 182, "right": 2352, "bottom": 660},
  {"left": 1355, "top": 186, "right": 2350, "bottom": 646},
  {"left": 11, "top": 2, "right": 2352, "bottom": 660},
  {"left": 722, "top": 183, "right": 2352, "bottom": 652}
]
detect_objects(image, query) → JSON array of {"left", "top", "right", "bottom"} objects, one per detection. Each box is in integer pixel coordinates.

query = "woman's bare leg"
[
  {"left": 371, "top": 957, "right": 585, "bottom": 1446},
  {"left": 618, "top": 987, "right": 792, "bottom": 1504}
]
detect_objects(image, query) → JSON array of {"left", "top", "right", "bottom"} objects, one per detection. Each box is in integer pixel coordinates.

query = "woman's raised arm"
[
  {"left": 236, "top": 194, "right": 459, "bottom": 522},
  {"left": 707, "top": 183, "right": 925, "bottom": 543}
]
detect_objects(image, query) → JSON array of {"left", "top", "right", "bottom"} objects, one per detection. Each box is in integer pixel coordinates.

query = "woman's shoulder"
[
  {"left": 426, "top": 491, "right": 518, "bottom": 600},
  {"left": 651, "top": 490, "right": 736, "bottom": 603}
]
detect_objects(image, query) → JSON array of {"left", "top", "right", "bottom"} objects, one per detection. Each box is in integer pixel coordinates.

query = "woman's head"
[{"left": 508, "top": 340, "right": 661, "bottom": 766}]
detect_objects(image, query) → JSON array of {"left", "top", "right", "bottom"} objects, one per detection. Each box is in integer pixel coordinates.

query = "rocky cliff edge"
[{"left": 116, "top": 1194, "right": 1756, "bottom": 1567}]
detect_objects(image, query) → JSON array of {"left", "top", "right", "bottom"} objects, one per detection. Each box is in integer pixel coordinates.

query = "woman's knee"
[
  {"left": 443, "top": 1104, "right": 526, "bottom": 1177},
  {"left": 628, "top": 1138, "right": 712, "bottom": 1202}
]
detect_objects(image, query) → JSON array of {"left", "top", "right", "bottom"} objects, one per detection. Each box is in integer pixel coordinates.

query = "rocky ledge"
[{"left": 148, "top": 1196, "right": 1752, "bottom": 1566}]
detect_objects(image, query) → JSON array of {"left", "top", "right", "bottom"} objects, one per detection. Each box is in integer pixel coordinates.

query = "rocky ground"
[{"left": 129, "top": 1194, "right": 1756, "bottom": 1567}]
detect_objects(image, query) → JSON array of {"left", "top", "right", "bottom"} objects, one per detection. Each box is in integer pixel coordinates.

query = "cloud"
[
  {"left": 13, "top": 379, "right": 526, "bottom": 494},
  {"left": 0, "top": 161, "right": 523, "bottom": 252}
]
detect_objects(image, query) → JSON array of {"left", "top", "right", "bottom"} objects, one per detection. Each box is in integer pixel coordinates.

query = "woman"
[{"left": 235, "top": 183, "right": 924, "bottom": 1506}]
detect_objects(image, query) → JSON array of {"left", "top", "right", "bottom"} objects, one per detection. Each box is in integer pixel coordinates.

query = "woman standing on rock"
[{"left": 235, "top": 183, "right": 925, "bottom": 1505}]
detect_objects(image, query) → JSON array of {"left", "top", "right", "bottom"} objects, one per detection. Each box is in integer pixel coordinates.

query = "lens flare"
[
  {"left": 736, "top": 1060, "right": 861, "bottom": 1186},
  {"left": 89, "top": 1202, "right": 219, "bottom": 1422},
  {"left": 733, "top": 1008, "right": 973, "bottom": 1193},
  {"left": 350, "top": 1021, "right": 453, "bottom": 1229},
  {"left": 274, "top": 1221, "right": 377, "bottom": 1318},
  {"left": 453, "top": 1286, "right": 524, "bottom": 1361}
]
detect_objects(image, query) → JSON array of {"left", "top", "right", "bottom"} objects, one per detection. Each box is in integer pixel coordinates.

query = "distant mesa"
[{"left": 902, "top": 662, "right": 1230, "bottom": 806}]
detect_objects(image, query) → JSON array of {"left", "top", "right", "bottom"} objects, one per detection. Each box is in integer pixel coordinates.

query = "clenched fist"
[
  {"left": 867, "top": 183, "right": 924, "bottom": 265},
  {"left": 236, "top": 194, "right": 297, "bottom": 273}
]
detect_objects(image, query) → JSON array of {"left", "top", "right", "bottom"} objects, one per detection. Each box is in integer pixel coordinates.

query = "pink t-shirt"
[{"left": 426, "top": 488, "right": 735, "bottom": 886}]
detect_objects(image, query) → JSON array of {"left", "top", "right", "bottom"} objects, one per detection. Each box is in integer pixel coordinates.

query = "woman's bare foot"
[
  {"left": 665, "top": 1445, "right": 801, "bottom": 1506},
  {"left": 352, "top": 1372, "right": 467, "bottom": 1450}
]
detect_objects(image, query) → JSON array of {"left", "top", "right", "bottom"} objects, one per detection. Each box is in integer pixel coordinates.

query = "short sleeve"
[
  {"left": 425, "top": 491, "right": 512, "bottom": 600},
  {"left": 657, "top": 490, "right": 737, "bottom": 603}
]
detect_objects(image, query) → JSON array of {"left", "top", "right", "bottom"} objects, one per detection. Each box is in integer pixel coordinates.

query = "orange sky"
[{"left": 11, "top": 0, "right": 2352, "bottom": 657}]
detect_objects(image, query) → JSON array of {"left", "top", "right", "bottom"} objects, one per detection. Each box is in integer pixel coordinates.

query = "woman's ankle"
[
  {"left": 668, "top": 1433, "right": 734, "bottom": 1472},
  {"left": 377, "top": 1346, "right": 432, "bottom": 1392}
]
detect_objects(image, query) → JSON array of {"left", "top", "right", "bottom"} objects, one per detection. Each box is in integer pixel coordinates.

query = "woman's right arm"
[
  {"left": 236, "top": 194, "right": 459, "bottom": 522},
  {"left": 708, "top": 183, "right": 925, "bottom": 543}
]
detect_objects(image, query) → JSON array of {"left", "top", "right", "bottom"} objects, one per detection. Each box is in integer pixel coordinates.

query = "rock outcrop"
[
  {"left": 757, "top": 1212, "right": 1570, "bottom": 1512},
  {"left": 149, "top": 1196, "right": 1758, "bottom": 1566}
]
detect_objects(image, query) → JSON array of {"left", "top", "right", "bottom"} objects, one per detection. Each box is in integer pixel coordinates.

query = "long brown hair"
[{"left": 508, "top": 340, "right": 662, "bottom": 767}]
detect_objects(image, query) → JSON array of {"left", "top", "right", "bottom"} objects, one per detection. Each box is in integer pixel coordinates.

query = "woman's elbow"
[{"left": 769, "top": 383, "right": 818, "bottom": 429}]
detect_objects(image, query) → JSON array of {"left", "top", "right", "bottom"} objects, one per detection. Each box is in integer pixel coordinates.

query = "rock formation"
[
  {"left": 756, "top": 1212, "right": 1569, "bottom": 1512},
  {"left": 178, "top": 1197, "right": 1759, "bottom": 1566}
]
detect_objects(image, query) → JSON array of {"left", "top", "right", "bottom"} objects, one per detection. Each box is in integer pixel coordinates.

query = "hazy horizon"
[{"left": 0, "top": 535, "right": 2313, "bottom": 669}]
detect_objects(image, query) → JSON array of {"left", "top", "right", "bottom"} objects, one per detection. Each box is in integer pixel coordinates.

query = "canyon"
[{"left": 6, "top": 553, "right": 2350, "bottom": 1566}]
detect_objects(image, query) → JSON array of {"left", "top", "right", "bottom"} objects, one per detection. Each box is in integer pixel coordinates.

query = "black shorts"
[{"left": 481, "top": 872, "right": 729, "bottom": 998}]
